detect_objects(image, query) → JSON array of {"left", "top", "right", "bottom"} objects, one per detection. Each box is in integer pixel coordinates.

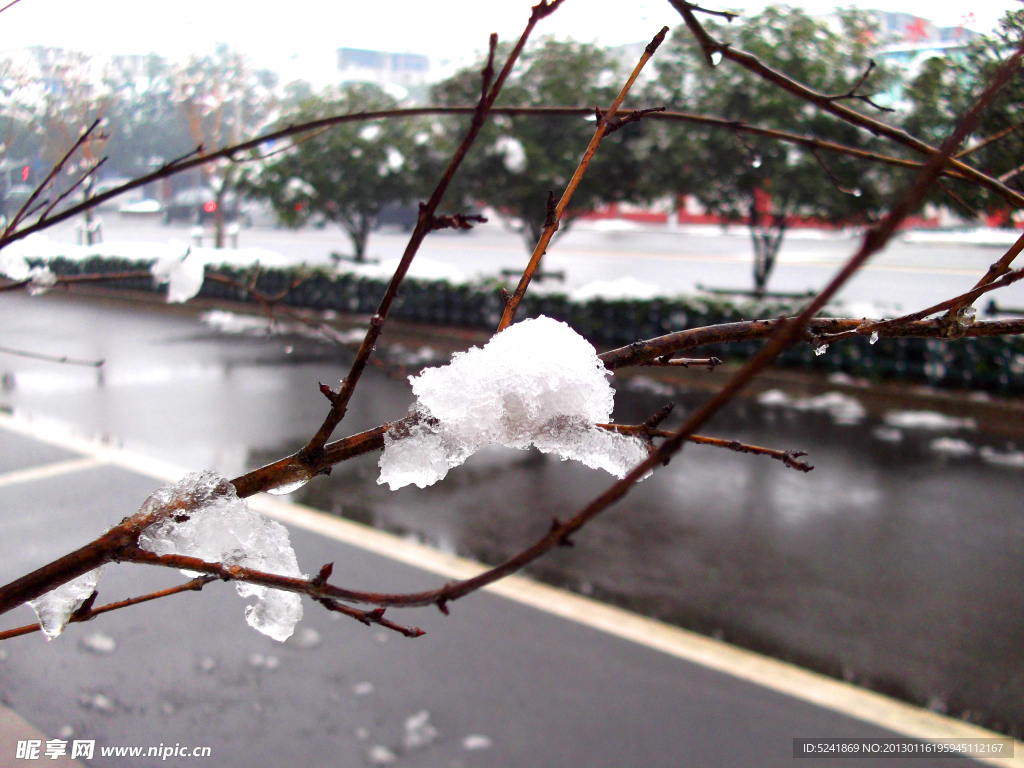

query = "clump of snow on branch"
[
  {"left": 150, "top": 244, "right": 204, "bottom": 303},
  {"left": 137, "top": 471, "right": 304, "bottom": 641},
  {"left": 28, "top": 567, "right": 103, "bottom": 640},
  {"left": 378, "top": 316, "right": 648, "bottom": 490}
]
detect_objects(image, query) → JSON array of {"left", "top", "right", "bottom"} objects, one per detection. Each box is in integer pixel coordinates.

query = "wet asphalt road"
[{"left": 0, "top": 290, "right": 1021, "bottom": 757}]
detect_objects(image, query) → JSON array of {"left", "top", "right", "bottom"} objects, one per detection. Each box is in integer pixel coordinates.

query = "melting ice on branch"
[
  {"left": 138, "top": 471, "right": 304, "bottom": 641},
  {"left": 29, "top": 567, "right": 103, "bottom": 639},
  {"left": 378, "top": 316, "right": 648, "bottom": 490}
]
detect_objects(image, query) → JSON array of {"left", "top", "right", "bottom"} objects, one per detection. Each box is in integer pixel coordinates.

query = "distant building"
[
  {"left": 868, "top": 10, "right": 981, "bottom": 77},
  {"left": 871, "top": 10, "right": 980, "bottom": 46},
  {"left": 336, "top": 47, "right": 430, "bottom": 90}
]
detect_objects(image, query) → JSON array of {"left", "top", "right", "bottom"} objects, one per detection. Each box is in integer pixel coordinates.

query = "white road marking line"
[
  {"left": 0, "top": 457, "right": 106, "bottom": 489},
  {"left": 0, "top": 412, "right": 1019, "bottom": 764}
]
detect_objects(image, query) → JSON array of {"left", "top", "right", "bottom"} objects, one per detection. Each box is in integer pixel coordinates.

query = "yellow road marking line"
[{"left": 0, "top": 457, "right": 106, "bottom": 489}]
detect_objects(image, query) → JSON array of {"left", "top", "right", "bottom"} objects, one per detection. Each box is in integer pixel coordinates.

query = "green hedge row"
[{"left": 46, "top": 256, "right": 1024, "bottom": 395}]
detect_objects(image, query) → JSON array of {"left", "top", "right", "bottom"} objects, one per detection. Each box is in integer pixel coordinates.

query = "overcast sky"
[{"left": 0, "top": 0, "right": 1018, "bottom": 70}]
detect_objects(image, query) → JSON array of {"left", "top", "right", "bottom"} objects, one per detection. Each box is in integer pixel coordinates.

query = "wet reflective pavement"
[{"left": 2, "top": 290, "right": 1022, "bottom": 740}]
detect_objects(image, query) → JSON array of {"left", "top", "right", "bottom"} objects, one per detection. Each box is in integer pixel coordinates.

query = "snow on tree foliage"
[
  {"left": 378, "top": 316, "right": 648, "bottom": 490},
  {"left": 137, "top": 471, "right": 305, "bottom": 641},
  {"left": 29, "top": 567, "right": 103, "bottom": 639}
]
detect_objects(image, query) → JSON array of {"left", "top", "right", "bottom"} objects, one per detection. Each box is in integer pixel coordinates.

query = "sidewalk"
[{"left": 0, "top": 415, "right": 1015, "bottom": 768}]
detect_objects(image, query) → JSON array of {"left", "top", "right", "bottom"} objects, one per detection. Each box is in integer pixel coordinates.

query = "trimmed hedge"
[{"left": 45, "top": 256, "right": 1024, "bottom": 395}]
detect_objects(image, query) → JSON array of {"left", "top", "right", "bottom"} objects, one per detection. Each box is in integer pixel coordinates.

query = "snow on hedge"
[
  {"left": 137, "top": 471, "right": 304, "bottom": 641},
  {"left": 378, "top": 316, "right": 648, "bottom": 490}
]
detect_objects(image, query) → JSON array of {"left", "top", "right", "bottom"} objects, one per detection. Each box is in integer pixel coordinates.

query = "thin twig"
[
  {"left": 819, "top": 266, "right": 1024, "bottom": 343},
  {"left": 38, "top": 157, "right": 108, "bottom": 223},
  {"left": 498, "top": 26, "right": 669, "bottom": 331},
  {"left": 596, "top": 422, "right": 813, "bottom": 471},
  {"left": 643, "top": 355, "right": 722, "bottom": 370},
  {"left": 955, "top": 122, "right": 1024, "bottom": 158},
  {"left": 809, "top": 147, "right": 863, "bottom": 196},
  {"left": 937, "top": 180, "right": 979, "bottom": 218},
  {"left": 0, "top": 576, "right": 215, "bottom": 641},
  {"left": 823, "top": 60, "right": 894, "bottom": 113},
  {"left": 318, "top": 597, "right": 424, "bottom": 638},
  {"left": 0, "top": 345, "right": 103, "bottom": 367},
  {"left": 685, "top": 1, "right": 738, "bottom": 21},
  {"left": 4, "top": 119, "right": 101, "bottom": 236},
  {"left": 0, "top": 271, "right": 153, "bottom": 294},
  {"left": 998, "top": 162, "right": 1024, "bottom": 183}
]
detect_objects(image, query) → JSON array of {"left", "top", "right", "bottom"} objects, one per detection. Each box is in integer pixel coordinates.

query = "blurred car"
[
  {"left": 375, "top": 203, "right": 418, "bottom": 232},
  {"left": 90, "top": 177, "right": 145, "bottom": 211},
  {"left": 118, "top": 198, "right": 163, "bottom": 217},
  {"left": 163, "top": 187, "right": 248, "bottom": 225}
]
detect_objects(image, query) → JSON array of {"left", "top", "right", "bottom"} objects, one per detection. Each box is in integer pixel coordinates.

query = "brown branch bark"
[{"left": 0, "top": 271, "right": 154, "bottom": 294}]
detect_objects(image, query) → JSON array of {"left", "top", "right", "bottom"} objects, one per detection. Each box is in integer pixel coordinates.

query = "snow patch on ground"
[
  {"left": 902, "top": 228, "right": 1022, "bottom": 247},
  {"left": 929, "top": 437, "right": 975, "bottom": 458},
  {"left": 756, "top": 389, "right": 867, "bottom": 425},
  {"left": 137, "top": 470, "right": 304, "bottom": 641},
  {"left": 378, "top": 316, "right": 648, "bottom": 490},
  {"left": 571, "top": 276, "right": 664, "bottom": 302},
  {"left": 347, "top": 256, "right": 467, "bottom": 284},
  {"left": 883, "top": 411, "right": 977, "bottom": 431},
  {"left": 979, "top": 446, "right": 1024, "bottom": 468}
]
